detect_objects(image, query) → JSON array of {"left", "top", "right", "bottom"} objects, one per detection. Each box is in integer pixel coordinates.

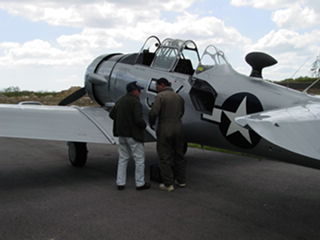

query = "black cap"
[
  {"left": 156, "top": 78, "right": 171, "bottom": 86},
  {"left": 126, "top": 81, "right": 144, "bottom": 92}
]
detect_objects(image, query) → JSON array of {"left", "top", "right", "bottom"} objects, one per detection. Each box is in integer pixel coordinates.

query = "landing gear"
[{"left": 67, "top": 142, "right": 88, "bottom": 167}]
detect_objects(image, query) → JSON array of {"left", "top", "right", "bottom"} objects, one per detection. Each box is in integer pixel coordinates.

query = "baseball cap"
[
  {"left": 126, "top": 81, "right": 144, "bottom": 92},
  {"left": 156, "top": 78, "right": 171, "bottom": 86}
]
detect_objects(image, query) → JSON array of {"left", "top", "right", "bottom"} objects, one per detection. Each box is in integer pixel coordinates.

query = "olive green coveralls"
[{"left": 149, "top": 87, "right": 186, "bottom": 186}]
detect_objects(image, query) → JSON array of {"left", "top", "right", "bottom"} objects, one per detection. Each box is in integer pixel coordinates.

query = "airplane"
[{"left": 0, "top": 35, "right": 320, "bottom": 170}]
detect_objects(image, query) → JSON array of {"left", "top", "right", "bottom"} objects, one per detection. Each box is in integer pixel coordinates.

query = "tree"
[{"left": 4, "top": 86, "right": 20, "bottom": 93}]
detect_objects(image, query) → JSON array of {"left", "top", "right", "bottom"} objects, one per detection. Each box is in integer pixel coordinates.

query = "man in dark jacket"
[
  {"left": 109, "top": 81, "right": 150, "bottom": 191},
  {"left": 149, "top": 78, "right": 186, "bottom": 192}
]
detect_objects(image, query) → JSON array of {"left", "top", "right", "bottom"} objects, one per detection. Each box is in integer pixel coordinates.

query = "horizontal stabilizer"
[{"left": 236, "top": 103, "right": 320, "bottom": 161}]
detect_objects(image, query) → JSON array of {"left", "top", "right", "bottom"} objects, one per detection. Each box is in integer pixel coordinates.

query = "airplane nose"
[{"left": 86, "top": 73, "right": 108, "bottom": 85}]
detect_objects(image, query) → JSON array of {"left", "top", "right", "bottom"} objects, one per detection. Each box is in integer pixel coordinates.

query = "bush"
[
  {"left": 280, "top": 76, "right": 318, "bottom": 83},
  {"left": 0, "top": 86, "right": 58, "bottom": 97}
]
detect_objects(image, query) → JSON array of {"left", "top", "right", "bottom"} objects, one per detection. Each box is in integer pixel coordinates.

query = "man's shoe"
[
  {"left": 117, "top": 185, "right": 125, "bottom": 190},
  {"left": 175, "top": 180, "right": 187, "bottom": 188},
  {"left": 159, "top": 183, "right": 174, "bottom": 192},
  {"left": 136, "top": 183, "right": 151, "bottom": 191}
]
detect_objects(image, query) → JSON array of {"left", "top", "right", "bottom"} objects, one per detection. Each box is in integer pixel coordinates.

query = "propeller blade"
[{"left": 58, "top": 87, "right": 86, "bottom": 106}]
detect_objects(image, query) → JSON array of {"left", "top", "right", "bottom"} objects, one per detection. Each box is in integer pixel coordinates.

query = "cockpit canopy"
[
  {"left": 196, "top": 45, "right": 229, "bottom": 74},
  {"left": 152, "top": 38, "right": 200, "bottom": 72},
  {"left": 136, "top": 36, "right": 201, "bottom": 75},
  {"left": 136, "top": 36, "right": 229, "bottom": 75}
]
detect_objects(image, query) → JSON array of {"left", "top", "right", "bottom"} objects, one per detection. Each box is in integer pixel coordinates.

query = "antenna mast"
[
  {"left": 303, "top": 54, "right": 320, "bottom": 93},
  {"left": 311, "top": 54, "right": 320, "bottom": 78}
]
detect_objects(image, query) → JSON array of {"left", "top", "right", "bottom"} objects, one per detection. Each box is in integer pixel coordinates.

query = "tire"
[{"left": 67, "top": 142, "right": 88, "bottom": 167}]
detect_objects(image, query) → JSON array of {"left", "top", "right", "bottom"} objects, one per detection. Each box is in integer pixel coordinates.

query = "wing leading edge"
[
  {"left": 0, "top": 104, "right": 116, "bottom": 144},
  {"left": 236, "top": 102, "right": 320, "bottom": 161}
]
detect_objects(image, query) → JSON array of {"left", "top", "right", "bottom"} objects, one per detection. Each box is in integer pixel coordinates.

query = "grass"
[
  {"left": 188, "top": 143, "right": 262, "bottom": 159},
  {"left": 279, "top": 76, "right": 318, "bottom": 83}
]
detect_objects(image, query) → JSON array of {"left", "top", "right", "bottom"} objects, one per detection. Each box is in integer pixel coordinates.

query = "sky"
[{"left": 0, "top": 0, "right": 319, "bottom": 91}]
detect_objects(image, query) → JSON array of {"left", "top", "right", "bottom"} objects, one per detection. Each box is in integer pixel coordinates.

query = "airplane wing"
[
  {"left": 0, "top": 104, "right": 116, "bottom": 144},
  {"left": 236, "top": 102, "right": 320, "bottom": 161}
]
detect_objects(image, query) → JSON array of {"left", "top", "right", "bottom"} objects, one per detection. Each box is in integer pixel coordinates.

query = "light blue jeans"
[{"left": 116, "top": 137, "right": 145, "bottom": 187}]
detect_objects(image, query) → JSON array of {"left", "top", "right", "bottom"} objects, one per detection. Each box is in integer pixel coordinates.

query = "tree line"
[
  {"left": 1, "top": 76, "right": 319, "bottom": 96},
  {"left": 0, "top": 86, "right": 59, "bottom": 97}
]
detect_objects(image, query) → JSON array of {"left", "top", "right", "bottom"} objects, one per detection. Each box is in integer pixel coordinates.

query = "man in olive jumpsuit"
[
  {"left": 149, "top": 78, "right": 186, "bottom": 192},
  {"left": 109, "top": 81, "right": 150, "bottom": 191}
]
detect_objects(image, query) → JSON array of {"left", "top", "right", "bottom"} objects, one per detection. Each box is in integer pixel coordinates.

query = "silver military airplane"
[{"left": 0, "top": 35, "right": 320, "bottom": 169}]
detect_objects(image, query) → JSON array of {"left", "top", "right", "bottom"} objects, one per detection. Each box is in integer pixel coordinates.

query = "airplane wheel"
[{"left": 67, "top": 142, "right": 88, "bottom": 167}]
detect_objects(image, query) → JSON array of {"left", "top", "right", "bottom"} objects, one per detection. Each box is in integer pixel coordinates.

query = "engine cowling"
[{"left": 85, "top": 53, "right": 123, "bottom": 106}]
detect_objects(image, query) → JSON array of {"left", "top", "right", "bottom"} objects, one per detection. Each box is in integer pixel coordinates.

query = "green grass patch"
[
  {"left": 1, "top": 91, "right": 59, "bottom": 97},
  {"left": 279, "top": 76, "right": 318, "bottom": 83},
  {"left": 187, "top": 143, "right": 261, "bottom": 159}
]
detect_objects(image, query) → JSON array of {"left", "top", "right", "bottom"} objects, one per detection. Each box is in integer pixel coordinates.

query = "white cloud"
[
  {"left": 0, "top": 0, "right": 198, "bottom": 28},
  {"left": 0, "top": 0, "right": 253, "bottom": 90},
  {"left": 246, "top": 29, "right": 320, "bottom": 80},
  {"left": 234, "top": 0, "right": 320, "bottom": 11},
  {"left": 57, "top": 28, "right": 122, "bottom": 51},
  {"left": 249, "top": 29, "right": 320, "bottom": 54},
  {"left": 272, "top": 4, "right": 319, "bottom": 29},
  {"left": 0, "top": 0, "right": 318, "bottom": 90},
  {"left": 120, "top": 13, "right": 251, "bottom": 47},
  {"left": 0, "top": 0, "right": 250, "bottom": 52},
  {"left": 0, "top": 7, "right": 251, "bottom": 66},
  {"left": 230, "top": 0, "right": 293, "bottom": 9},
  {"left": 0, "top": 39, "right": 89, "bottom": 66},
  {"left": 231, "top": 0, "right": 320, "bottom": 30},
  {"left": 0, "top": 64, "right": 85, "bottom": 91}
]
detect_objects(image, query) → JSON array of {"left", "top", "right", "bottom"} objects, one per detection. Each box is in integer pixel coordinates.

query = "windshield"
[
  {"left": 181, "top": 49, "right": 199, "bottom": 69},
  {"left": 135, "top": 36, "right": 160, "bottom": 66},
  {"left": 139, "top": 36, "right": 160, "bottom": 54},
  {"left": 152, "top": 47, "right": 179, "bottom": 70},
  {"left": 152, "top": 38, "right": 200, "bottom": 71}
]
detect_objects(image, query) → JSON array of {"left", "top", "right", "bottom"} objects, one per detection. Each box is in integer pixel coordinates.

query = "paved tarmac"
[{"left": 0, "top": 137, "right": 320, "bottom": 240}]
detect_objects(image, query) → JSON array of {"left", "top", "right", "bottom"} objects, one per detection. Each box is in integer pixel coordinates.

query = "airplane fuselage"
[{"left": 84, "top": 51, "right": 320, "bottom": 169}]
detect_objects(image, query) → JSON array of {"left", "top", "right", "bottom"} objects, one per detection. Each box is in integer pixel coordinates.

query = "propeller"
[{"left": 58, "top": 87, "right": 87, "bottom": 106}]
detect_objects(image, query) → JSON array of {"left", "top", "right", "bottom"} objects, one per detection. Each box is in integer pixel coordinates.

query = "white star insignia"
[{"left": 223, "top": 97, "right": 252, "bottom": 144}]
